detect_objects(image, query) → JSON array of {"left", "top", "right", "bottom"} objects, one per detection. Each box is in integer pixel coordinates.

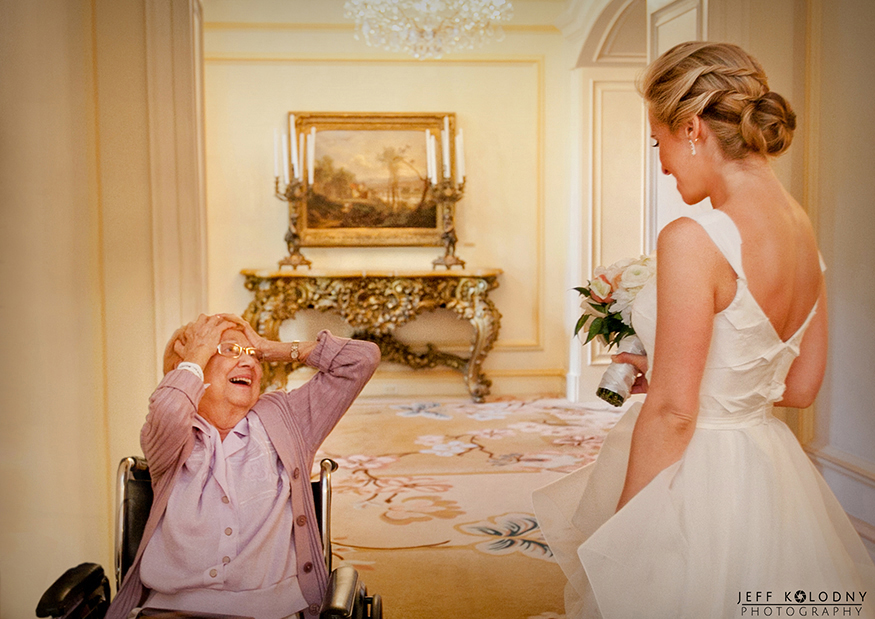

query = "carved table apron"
[{"left": 241, "top": 268, "right": 502, "bottom": 402}]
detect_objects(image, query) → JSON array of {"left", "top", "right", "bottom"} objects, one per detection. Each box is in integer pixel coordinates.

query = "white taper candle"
[
  {"left": 274, "top": 129, "right": 280, "bottom": 178},
  {"left": 429, "top": 134, "right": 438, "bottom": 184},
  {"left": 289, "top": 115, "right": 298, "bottom": 179},
  {"left": 308, "top": 127, "right": 316, "bottom": 185},
  {"left": 441, "top": 116, "right": 450, "bottom": 178},
  {"left": 455, "top": 128, "right": 465, "bottom": 182},
  {"left": 298, "top": 133, "right": 305, "bottom": 181},
  {"left": 281, "top": 133, "right": 290, "bottom": 184},
  {"left": 425, "top": 130, "right": 433, "bottom": 182}
]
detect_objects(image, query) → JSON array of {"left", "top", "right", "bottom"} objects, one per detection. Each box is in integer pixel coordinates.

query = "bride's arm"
[
  {"left": 776, "top": 284, "right": 828, "bottom": 408},
  {"left": 616, "top": 218, "right": 721, "bottom": 511}
]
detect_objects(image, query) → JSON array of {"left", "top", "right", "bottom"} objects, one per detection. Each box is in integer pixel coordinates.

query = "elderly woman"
[{"left": 107, "top": 314, "right": 380, "bottom": 619}]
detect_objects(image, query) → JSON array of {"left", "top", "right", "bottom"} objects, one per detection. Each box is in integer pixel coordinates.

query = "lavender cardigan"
[{"left": 107, "top": 331, "right": 380, "bottom": 619}]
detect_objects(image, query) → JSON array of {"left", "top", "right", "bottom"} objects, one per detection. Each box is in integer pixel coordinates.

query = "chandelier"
[{"left": 343, "top": 0, "right": 514, "bottom": 60}]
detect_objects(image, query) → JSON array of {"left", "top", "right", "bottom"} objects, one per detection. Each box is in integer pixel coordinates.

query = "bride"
[{"left": 533, "top": 42, "right": 875, "bottom": 618}]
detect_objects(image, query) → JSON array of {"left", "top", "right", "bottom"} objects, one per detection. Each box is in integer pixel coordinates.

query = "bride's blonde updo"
[{"left": 642, "top": 41, "right": 796, "bottom": 159}]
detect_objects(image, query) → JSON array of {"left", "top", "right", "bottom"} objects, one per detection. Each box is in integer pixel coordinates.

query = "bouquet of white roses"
[{"left": 575, "top": 254, "right": 656, "bottom": 406}]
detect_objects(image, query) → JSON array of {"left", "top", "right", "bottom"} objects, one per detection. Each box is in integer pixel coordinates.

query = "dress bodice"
[{"left": 631, "top": 209, "right": 820, "bottom": 426}]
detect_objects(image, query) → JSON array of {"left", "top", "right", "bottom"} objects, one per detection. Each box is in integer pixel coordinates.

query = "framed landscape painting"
[{"left": 290, "top": 112, "right": 457, "bottom": 246}]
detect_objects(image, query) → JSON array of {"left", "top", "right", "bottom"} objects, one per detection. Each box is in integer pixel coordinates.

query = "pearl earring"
[{"left": 689, "top": 139, "right": 697, "bottom": 156}]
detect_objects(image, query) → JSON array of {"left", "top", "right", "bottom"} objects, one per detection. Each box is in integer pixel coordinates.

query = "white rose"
[
  {"left": 588, "top": 276, "right": 614, "bottom": 303},
  {"left": 620, "top": 262, "right": 654, "bottom": 290},
  {"left": 610, "top": 288, "right": 633, "bottom": 321},
  {"left": 601, "top": 257, "right": 636, "bottom": 284}
]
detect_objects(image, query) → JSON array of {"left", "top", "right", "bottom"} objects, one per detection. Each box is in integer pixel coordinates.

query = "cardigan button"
[
  {"left": 303, "top": 561, "right": 313, "bottom": 573},
  {"left": 309, "top": 603, "right": 320, "bottom": 615},
  {"left": 296, "top": 515, "right": 307, "bottom": 527},
  {"left": 293, "top": 467, "right": 301, "bottom": 479}
]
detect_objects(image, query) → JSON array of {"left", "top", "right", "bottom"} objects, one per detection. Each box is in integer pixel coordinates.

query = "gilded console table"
[{"left": 241, "top": 268, "right": 503, "bottom": 402}]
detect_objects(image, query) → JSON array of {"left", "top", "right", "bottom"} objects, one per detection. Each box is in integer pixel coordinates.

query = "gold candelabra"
[
  {"left": 274, "top": 176, "right": 311, "bottom": 270},
  {"left": 431, "top": 178, "right": 466, "bottom": 270}
]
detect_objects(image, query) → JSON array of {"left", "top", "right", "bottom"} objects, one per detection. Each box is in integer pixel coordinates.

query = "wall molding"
[
  {"left": 557, "top": 0, "right": 621, "bottom": 44},
  {"left": 806, "top": 444, "right": 875, "bottom": 544},
  {"left": 287, "top": 367, "right": 567, "bottom": 399},
  {"left": 203, "top": 22, "right": 560, "bottom": 34},
  {"left": 146, "top": 0, "right": 208, "bottom": 377},
  {"left": 807, "top": 444, "right": 875, "bottom": 490}
]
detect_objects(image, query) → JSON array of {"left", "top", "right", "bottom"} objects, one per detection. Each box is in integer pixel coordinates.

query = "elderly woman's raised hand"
[
  {"left": 216, "top": 313, "right": 318, "bottom": 363},
  {"left": 172, "top": 314, "right": 239, "bottom": 371},
  {"left": 217, "top": 314, "right": 268, "bottom": 350}
]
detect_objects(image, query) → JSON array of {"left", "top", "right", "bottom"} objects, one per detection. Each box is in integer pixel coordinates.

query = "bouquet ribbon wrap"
[{"left": 597, "top": 335, "right": 646, "bottom": 407}]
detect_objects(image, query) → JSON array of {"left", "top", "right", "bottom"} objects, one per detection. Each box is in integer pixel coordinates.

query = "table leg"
[{"left": 463, "top": 296, "right": 501, "bottom": 402}]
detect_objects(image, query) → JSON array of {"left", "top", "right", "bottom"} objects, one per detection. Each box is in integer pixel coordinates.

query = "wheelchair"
[{"left": 37, "top": 457, "right": 382, "bottom": 619}]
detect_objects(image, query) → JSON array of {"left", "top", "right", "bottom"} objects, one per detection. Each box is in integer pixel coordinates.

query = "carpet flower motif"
[
  {"left": 472, "top": 428, "right": 516, "bottom": 440},
  {"left": 330, "top": 454, "right": 399, "bottom": 471},
  {"left": 516, "top": 452, "right": 584, "bottom": 473},
  {"left": 380, "top": 495, "right": 465, "bottom": 525},
  {"left": 418, "top": 440, "right": 477, "bottom": 457},
  {"left": 456, "top": 400, "right": 527, "bottom": 420},
  {"left": 456, "top": 512, "right": 553, "bottom": 560},
  {"left": 392, "top": 402, "right": 450, "bottom": 419}
]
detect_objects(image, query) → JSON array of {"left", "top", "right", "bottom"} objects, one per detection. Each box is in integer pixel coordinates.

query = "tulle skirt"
[{"left": 532, "top": 403, "right": 875, "bottom": 619}]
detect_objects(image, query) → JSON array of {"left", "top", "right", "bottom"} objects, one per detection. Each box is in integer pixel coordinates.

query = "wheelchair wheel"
[{"left": 369, "top": 594, "right": 382, "bottom": 619}]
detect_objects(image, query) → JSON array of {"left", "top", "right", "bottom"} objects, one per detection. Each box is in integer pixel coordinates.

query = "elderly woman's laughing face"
[{"left": 198, "top": 328, "right": 263, "bottom": 432}]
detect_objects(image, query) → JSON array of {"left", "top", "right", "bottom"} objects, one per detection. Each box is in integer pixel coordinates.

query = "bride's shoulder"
[
  {"left": 656, "top": 215, "right": 719, "bottom": 255},
  {"left": 655, "top": 216, "right": 733, "bottom": 290}
]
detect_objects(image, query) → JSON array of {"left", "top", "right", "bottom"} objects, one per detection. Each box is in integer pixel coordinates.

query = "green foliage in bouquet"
[{"left": 573, "top": 286, "right": 636, "bottom": 349}]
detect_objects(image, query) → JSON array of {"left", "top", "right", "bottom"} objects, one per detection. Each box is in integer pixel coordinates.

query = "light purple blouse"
[{"left": 140, "top": 413, "right": 304, "bottom": 617}]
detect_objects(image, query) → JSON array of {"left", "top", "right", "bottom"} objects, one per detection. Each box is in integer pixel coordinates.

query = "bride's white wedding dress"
[{"left": 533, "top": 209, "right": 875, "bottom": 619}]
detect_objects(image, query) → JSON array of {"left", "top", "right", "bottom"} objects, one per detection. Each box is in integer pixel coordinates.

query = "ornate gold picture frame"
[{"left": 291, "top": 112, "right": 457, "bottom": 246}]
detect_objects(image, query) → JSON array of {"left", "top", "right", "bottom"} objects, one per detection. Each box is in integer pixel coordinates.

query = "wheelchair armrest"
[
  {"left": 36, "top": 562, "right": 109, "bottom": 618},
  {"left": 319, "top": 565, "right": 360, "bottom": 618}
]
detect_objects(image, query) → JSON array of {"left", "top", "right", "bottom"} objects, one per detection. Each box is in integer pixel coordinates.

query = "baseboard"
[
  {"left": 566, "top": 371, "right": 580, "bottom": 401},
  {"left": 806, "top": 444, "right": 875, "bottom": 561},
  {"left": 283, "top": 368, "right": 568, "bottom": 399}
]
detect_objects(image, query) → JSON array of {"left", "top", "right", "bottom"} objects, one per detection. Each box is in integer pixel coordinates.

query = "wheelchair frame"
[{"left": 38, "top": 456, "right": 380, "bottom": 619}]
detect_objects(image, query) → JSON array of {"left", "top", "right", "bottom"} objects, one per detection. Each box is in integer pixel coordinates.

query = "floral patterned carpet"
[{"left": 314, "top": 395, "right": 625, "bottom": 619}]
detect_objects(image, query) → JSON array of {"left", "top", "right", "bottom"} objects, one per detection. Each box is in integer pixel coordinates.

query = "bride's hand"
[{"left": 612, "top": 352, "right": 649, "bottom": 394}]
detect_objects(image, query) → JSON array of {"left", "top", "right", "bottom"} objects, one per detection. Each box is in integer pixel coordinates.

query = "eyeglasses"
[{"left": 216, "top": 342, "right": 264, "bottom": 361}]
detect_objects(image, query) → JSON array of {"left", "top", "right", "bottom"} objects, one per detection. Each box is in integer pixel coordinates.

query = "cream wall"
[
  {"left": 202, "top": 0, "right": 572, "bottom": 398},
  {"left": 805, "top": 0, "right": 875, "bottom": 551},
  {"left": 0, "top": 1, "right": 111, "bottom": 615},
  {"left": 1, "top": 1, "right": 161, "bottom": 616}
]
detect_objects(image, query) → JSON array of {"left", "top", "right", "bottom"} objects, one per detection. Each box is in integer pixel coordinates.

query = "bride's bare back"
[{"left": 715, "top": 182, "right": 823, "bottom": 343}]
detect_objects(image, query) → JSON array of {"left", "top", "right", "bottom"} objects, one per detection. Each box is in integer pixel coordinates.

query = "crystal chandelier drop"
[{"left": 343, "top": 0, "right": 514, "bottom": 60}]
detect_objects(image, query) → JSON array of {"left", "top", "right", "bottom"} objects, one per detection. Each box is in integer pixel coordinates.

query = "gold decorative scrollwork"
[{"left": 241, "top": 269, "right": 502, "bottom": 401}]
